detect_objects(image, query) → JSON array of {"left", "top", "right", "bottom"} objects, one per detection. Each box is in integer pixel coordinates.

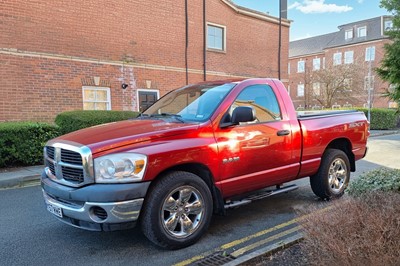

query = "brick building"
[
  {"left": 0, "top": 0, "right": 290, "bottom": 122},
  {"left": 288, "top": 16, "right": 395, "bottom": 110}
]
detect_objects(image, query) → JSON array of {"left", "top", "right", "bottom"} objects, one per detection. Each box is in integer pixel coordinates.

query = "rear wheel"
[
  {"left": 310, "top": 149, "right": 350, "bottom": 200},
  {"left": 140, "top": 171, "right": 212, "bottom": 249}
]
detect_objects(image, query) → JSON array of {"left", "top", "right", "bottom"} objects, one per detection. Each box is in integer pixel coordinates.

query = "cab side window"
[{"left": 233, "top": 84, "right": 281, "bottom": 123}]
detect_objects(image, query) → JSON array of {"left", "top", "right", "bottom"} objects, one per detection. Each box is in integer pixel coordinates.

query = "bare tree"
[{"left": 304, "top": 58, "right": 366, "bottom": 108}]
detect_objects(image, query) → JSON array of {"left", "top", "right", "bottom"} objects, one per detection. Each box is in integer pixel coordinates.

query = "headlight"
[{"left": 94, "top": 153, "right": 147, "bottom": 183}]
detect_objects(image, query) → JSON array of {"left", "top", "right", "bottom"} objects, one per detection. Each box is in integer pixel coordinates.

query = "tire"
[
  {"left": 310, "top": 149, "right": 350, "bottom": 200},
  {"left": 140, "top": 171, "right": 213, "bottom": 249}
]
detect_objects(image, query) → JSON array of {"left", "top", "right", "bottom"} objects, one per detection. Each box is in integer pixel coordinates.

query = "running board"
[{"left": 224, "top": 184, "right": 299, "bottom": 209}]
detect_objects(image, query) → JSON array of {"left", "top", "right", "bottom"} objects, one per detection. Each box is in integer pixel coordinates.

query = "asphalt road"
[{"left": 1, "top": 133, "right": 398, "bottom": 265}]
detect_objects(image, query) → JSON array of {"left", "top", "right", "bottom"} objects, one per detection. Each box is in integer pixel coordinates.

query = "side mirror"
[{"left": 232, "top": 106, "right": 256, "bottom": 124}]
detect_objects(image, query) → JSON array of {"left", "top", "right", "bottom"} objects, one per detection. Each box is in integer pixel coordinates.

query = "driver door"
[{"left": 214, "top": 83, "right": 298, "bottom": 197}]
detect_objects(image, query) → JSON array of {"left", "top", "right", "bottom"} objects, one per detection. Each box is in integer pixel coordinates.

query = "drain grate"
[{"left": 196, "top": 251, "right": 235, "bottom": 266}]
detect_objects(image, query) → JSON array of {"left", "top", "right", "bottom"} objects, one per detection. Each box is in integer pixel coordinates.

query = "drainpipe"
[
  {"left": 185, "top": 0, "right": 189, "bottom": 85},
  {"left": 203, "top": 0, "right": 206, "bottom": 81},
  {"left": 278, "top": 0, "right": 287, "bottom": 80},
  {"left": 278, "top": 0, "right": 282, "bottom": 80}
]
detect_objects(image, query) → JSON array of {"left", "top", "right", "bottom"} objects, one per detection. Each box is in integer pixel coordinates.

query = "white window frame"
[
  {"left": 384, "top": 19, "right": 393, "bottom": 31},
  {"left": 312, "top": 82, "right": 321, "bottom": 96},
  {"left": 313, "top": 58, "right": 321, "bottom": 71},
  {"left": 333, "top": 52, "right": 342, "bottom": 65},
  {"left": 365, "top": 46, "right": 375, "bottom": 61},
  {"left": 136, "top": 89, "right": 160, "bottom": 112},
  {"left": 207, "top": 22, "right": 226, "bottom": 52},
  {"left": 297, "top": 84, "right": 304, "bottom": 97},
  {"left": 344, "top": 78, "right": 352, "bottom": 91},
  {"left": 345, "top": 29, "right": 353, "bottom": 40},
  {"left": 344, "top": 51, "right": 354, "bottom": 64},
  {"left": 82, "top": 86, "right": 111, "bottom": 110},
  {"left": 357, "top": 26, "right": 367, "bottom": 38},
  {"left": 322, "top": 57, "right": 326, "bottom": 69},
  {"left": 297, "top": 60, "right": 305, "bottom": 73}
]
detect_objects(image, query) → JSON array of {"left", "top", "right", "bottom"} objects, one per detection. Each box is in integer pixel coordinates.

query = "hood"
[{"left": 52, "top": 119, "right": 200, "bottom": 154}]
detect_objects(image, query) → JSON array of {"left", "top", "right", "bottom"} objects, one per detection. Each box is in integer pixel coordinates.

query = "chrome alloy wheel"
[
  {"left": 328, "top": 158, "right": 348, "bottom": 193},
  {"left": 161, "top": 186, "right": 205, "bottom": 238}
]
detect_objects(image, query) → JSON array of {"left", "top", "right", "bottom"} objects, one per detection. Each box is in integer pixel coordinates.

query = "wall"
[{"left": 0, "top": 0, "right": 290, "bottom": 122}]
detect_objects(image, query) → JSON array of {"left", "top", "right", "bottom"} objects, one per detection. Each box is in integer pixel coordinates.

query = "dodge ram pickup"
[{"left": 41, "top": 78, "right": 369, "bottom": 249}]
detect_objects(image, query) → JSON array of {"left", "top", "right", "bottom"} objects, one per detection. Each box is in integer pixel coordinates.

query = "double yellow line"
[
  {"left": 174, "top": 217, "right": 301, "bottom": 266},
  {"left": 174, "top": 205, "right": 332, "bottom": 266}
]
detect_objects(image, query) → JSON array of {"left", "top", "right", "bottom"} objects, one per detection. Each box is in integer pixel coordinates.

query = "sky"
[{"left": 232, "top": 0, "right": 390, "bottom": 41}]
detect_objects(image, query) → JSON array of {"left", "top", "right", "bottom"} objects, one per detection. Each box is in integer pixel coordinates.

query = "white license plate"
[{"left": 47, "top": 204, "right": 63, "bottom": 218}]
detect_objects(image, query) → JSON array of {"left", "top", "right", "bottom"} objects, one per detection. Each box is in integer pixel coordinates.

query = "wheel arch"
[
  {"left": 326, "top": 138, "right": 355, "bottom": 172},
  {"left": 147, "top": 163, "right": 225, "bottom": 215}
]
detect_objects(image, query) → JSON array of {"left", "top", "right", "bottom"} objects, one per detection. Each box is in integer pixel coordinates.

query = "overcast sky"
[{"left": 232, "top": 0, "right": 390, "bottom": 41}]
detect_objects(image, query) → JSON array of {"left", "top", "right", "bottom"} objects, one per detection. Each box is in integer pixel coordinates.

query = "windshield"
[{"left": 142, "top": 83, "right": 236, "bottom": 122}]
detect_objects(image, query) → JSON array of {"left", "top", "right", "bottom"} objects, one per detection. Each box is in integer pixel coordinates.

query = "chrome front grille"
[
  {"left": 44, "top": 141, "right": 93, "bottom": 187},
  {"left": 61, "top": 165, "right": 84, "bottom": 182},
  {"left": 61, "top": 149, "right": 83, "bottom": 165},
  {"left": 47, "top": 146, "right": 55, "bottom": 160}
]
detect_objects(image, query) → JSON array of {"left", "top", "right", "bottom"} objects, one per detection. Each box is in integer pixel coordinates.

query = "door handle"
[{"left": 277, "top": 130, "right": 290, "bottom": 136}]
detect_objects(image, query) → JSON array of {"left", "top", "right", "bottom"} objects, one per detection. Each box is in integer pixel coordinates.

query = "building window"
[
  {"left": 288, "top": 62, "right": 290, "bottom": 75},
  {"left": 364, "top": 76, "right": 375, "bottom": 90},
  {"left": 82, "top": 87, "right": 111, "bottom": 110},
  {"left": 297, "top": 60, "right": 305, "bottom": 73},
  {"left": 297, "top": 84, "right": 304, "bottom": 97},
  {"left": 207, "top": 23, "right": 225, "bottom": 51},
  {"left": 313, "top": 58, "right": 320, "bottom": 71},
  {"left": 357, "top": 26, "right": 367, "bottom": 37},
  {"left": 312, "top": 83, "right": 321, "bottom": 96},
  {"left": 344, "top": 78, "right": 352, "bottom": 91},
  {"left": 384, "top": 19, "right": 393, "bottom": 31},
  {"left": 333, "top": 52, "right": 342, "bottom": 65},
  {"left": 344, "top": 51, "right": 354, "bottom": 64},
  {"left": 365, "top": 46, "right": 375, "bottom": 61},
  {"left": 345, "top": 29, "right": 353, "bottom": 40}
]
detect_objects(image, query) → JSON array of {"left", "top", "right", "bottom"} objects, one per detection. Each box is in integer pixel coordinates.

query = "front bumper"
[{"left": 41, "top": 171, "right": 150, "bottom": 231}]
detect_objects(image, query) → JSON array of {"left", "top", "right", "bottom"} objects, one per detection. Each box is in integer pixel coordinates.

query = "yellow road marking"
[
  {"left": 230, "top": 226, "right": 300, "bottom": 257},
  {"left": 174, "top": 219, "right": 300, "bottom": 266},
  {"left": 221, "top": 217, "right": 299, "bottom": 250},
  {"left": 174, "top": 205, "right": 333, "bottom": 266},
  {"left": 173, "top": 252, "right": 213, "bottom": 266}
]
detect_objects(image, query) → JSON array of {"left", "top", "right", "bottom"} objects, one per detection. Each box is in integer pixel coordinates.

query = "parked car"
[{"left": 41, "top": 78, "right": 369, "bottom": 249}]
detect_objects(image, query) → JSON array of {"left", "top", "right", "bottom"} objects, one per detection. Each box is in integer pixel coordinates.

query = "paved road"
[
  {"left": 0, "top": 134, "right": 398, "bottom": 265},
  {"left": 362, "top": 133, "right": 400, "bottom": 169}
]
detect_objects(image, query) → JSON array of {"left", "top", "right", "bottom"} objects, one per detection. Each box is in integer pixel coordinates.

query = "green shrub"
[
  {"left": 355, "top": 108, "right": 399, "bottom": 130},
  {"left": 347, "top": 167, "right": 400, "bottom": 197},
  {"left": 0, "top": 122, "right": 60, "bottom": 167},
  {"left": 55, "top": 110, "right": 140, "bottom": 134}
]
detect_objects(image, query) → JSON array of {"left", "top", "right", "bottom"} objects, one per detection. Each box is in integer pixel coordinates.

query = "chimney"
[{"left": 280, "top": 0, "right": 287, "bottom": 19}]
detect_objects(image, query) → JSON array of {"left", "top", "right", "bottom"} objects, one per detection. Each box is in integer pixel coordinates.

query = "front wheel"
[
  {"left": 310, "top": 149, "right": 350, "bottom": 200},
  {"left": 140, "top": 171, "right": 213, "bottom": 249}
]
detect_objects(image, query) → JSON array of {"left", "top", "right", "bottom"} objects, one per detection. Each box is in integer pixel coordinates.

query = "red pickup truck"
[{"left": 41, "top": 78, "right": 368, "bottom": 249}]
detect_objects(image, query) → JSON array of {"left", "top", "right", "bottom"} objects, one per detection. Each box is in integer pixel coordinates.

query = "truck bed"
[{"left": 297, "top": 110, "right": 359, "bottom": 120}]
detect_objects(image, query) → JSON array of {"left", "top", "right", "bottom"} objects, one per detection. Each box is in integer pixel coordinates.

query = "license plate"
[{"left": 47, "top": 204, "right": 63, "bottom": 218}]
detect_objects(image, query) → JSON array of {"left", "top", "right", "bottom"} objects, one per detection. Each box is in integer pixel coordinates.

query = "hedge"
[
  {"left": 347, "top": 167, "right": 400, "bottom": 197},
  {"left": 55, "top": 110, "right": 140, "bottom": 134},
  {"left": 355, "top": 108, "right": 399, "bottom": 130},
  {"left": 0, "top": 122, "right": 60, "bottom": 167}
]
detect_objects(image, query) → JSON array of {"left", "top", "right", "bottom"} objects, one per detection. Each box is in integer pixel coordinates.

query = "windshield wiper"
[{"left": 149, "top": 113, "right": 185, "bottom": 122}]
